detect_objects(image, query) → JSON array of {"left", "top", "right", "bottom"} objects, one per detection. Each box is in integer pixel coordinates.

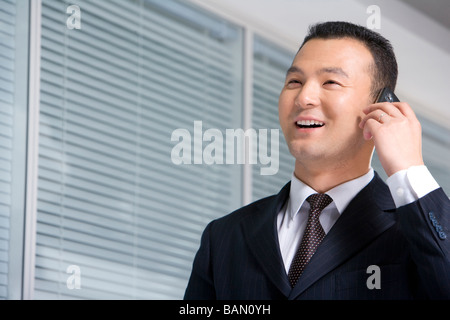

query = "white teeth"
[{"left": 296, "top": 120, "right": 324, "bottom": 126}]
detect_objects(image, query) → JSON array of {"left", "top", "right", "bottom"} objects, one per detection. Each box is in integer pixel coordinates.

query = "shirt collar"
[{"left": 288, "top": 168, "right": 375, "bottom": 219}]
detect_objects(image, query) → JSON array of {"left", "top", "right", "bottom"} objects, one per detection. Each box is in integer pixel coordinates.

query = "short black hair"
[{"left": 299, "top": 21, "right": 398, "bottom": 100}]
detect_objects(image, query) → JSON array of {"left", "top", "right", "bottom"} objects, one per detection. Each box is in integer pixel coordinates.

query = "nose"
[{"left": 294, "top": 82, "right": 320, "bottom": 110}]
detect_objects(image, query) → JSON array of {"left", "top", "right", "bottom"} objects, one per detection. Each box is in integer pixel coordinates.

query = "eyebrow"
[{"left": 286, "top": 66, "right": 349, "bottom": 78}]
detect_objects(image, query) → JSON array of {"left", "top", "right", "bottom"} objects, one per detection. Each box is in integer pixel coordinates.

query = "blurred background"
[{"left": 1, "top": 0, "right": 449, "bottom": 299}]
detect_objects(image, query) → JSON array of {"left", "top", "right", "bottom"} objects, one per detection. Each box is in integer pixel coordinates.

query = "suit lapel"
[
  {"left": 289, "top": 173, "right": 396, "bottom": 299},
  {"left": 241, "top": 182, "right": 292, "bottom": 297}
]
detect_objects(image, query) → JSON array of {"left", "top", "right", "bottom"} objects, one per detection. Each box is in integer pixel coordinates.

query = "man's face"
[{"left": 279, "top": 38, "right": 375, "bottom": 168}]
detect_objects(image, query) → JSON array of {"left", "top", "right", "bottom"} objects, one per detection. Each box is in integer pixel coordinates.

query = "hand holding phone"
[{"left": 361, "top": 87, "right": 424, "bottom": 177}]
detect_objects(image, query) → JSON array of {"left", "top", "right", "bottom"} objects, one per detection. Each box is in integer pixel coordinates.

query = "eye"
[
  {"left": 286, "top": 79, "right": 302, "bottom": 89},
  {"left": 323, "top": 80, "right": 340, "bottom": 87}
]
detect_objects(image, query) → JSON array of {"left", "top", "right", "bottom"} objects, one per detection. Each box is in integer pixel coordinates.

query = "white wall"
[{"left": 191, "top": 0, "right": 450, "bottom": 127}]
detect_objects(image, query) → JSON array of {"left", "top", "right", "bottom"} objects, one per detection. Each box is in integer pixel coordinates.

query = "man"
[{"left": 184, "top": 21, "right": 450, "bottom": 300}]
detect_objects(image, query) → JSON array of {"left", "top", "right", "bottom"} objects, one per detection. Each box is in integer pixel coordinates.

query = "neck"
[{"left": 294, "top": 157, "right": 372, "bottom": 193}]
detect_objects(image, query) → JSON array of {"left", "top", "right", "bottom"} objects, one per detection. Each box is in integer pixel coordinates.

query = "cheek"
[
  {"left": 278, "top": 93, "right": 292, "bottom": 122},
  {"left": 325, "top": 92, "right": 366, "bottom": 118},
  {"left": 323, "top": 99, "right": 366, "bottom": 135}
]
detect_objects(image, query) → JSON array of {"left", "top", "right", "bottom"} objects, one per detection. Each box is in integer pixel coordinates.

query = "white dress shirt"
[{"left": 277, "top": 165, "right": 440, "bottom": 273}]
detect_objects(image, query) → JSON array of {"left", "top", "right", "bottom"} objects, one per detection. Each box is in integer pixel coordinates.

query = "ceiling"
[{"left": 400, "top": 0, "right": 450, "bottom": 30}]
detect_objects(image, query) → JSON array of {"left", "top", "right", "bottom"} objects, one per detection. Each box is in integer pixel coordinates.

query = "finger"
[
  {"left": 392, "top": 102, "right": 417, "bottom": 119},
  {"left": 363, "top": 102, "right": 403, "bottom": 118},
  {"left": 359, "top": 109, "right": 390, "bottom": 129},
  {"left": 361, "top": 118, "right": 382, "bottom": 140}
]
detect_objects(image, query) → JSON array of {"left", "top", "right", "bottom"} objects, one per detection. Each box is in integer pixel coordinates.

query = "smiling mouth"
[{"left": 296, "top": 120, "right": 325, "bottom": 129}]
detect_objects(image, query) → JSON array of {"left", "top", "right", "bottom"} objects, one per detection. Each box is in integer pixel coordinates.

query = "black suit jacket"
[{"left": 184, "top": 173, "right": 450, "bottom": 299}]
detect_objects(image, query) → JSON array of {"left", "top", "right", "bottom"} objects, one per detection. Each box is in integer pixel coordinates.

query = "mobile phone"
[{"left": 375, "top": 87, "right": 400, "bottom": 103}]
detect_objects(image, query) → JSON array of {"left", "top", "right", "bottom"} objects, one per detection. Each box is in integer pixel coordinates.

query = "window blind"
[
  {"left": 36, "top": 0, "right": 243, "bottom": 299},
  {"left": 251, "top": 36, "right": 295, "bottom": 201},
  {"left": 419, "top": 116, "right": 450, "bottom": 193},
  {"left": 0, "top": 0, "right": 16, "bottom": 300}
]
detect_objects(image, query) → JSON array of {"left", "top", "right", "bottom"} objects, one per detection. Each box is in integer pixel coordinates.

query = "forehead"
[{"left": 291, "top": 38, "right": 373, "bottom": 77}]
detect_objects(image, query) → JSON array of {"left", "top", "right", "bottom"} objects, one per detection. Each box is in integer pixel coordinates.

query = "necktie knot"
[{"left": 306, "top": 193, "right": 332, "bottom": 212}]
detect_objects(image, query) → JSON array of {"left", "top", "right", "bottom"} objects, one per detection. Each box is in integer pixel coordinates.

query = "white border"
[{"left": 22, "top": 0, "right": 42, "bottom": 300}]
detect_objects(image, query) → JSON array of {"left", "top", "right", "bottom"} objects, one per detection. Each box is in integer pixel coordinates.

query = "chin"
[{"left": 288, "top": 142, "right": 324, "bottom": 162}]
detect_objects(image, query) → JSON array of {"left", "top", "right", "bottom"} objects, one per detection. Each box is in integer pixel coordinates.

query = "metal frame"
[
  {"left": 6, "top": 0, "right": 32, "bottom": 300},
  {"left": 242, "top": 28, "right": 254, "bottom": 205},
  {"left": 22, "top": 0, "right": 42, "bottom": 300}
]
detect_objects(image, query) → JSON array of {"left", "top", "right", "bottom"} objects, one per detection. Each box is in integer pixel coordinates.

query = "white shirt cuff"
[{"left": 386, "top": 165, "right": 440, "bottom": 208}]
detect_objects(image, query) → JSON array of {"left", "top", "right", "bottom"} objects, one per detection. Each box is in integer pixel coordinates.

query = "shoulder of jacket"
[{"left": 211, "top": 193, "right": 278, "bottom": 226}]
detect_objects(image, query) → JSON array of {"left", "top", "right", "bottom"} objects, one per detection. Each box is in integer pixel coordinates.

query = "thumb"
[{"left": 362, "top": 118, "right": 381, "bottom": 140}]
